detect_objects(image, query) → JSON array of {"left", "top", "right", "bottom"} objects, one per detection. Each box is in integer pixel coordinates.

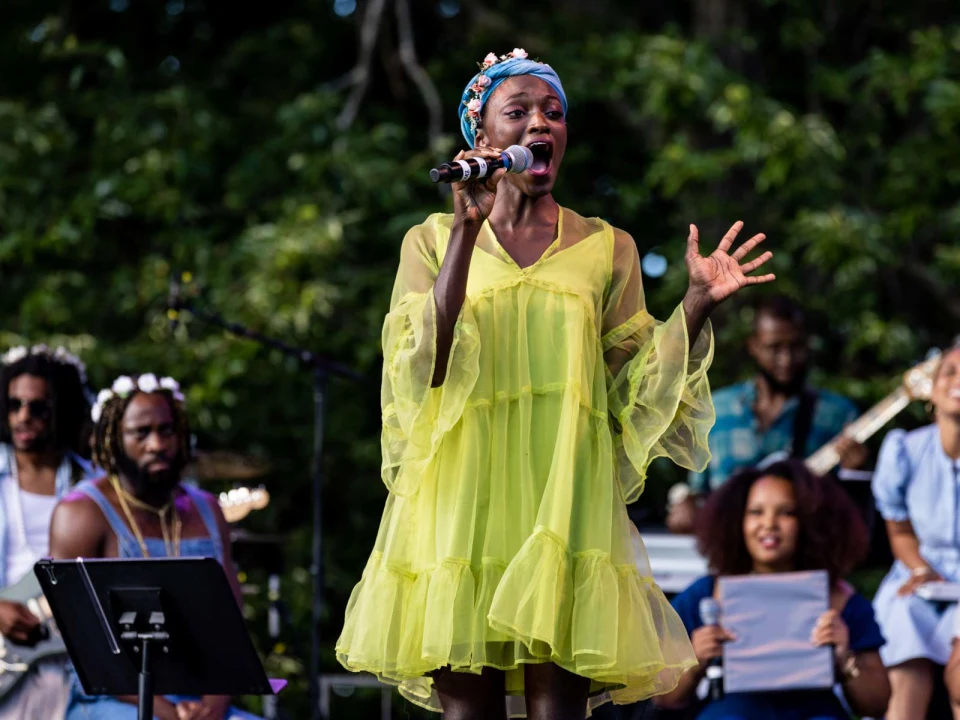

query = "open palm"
[{"left": 685, "top": 221, "right": 775, "bottom": 305}]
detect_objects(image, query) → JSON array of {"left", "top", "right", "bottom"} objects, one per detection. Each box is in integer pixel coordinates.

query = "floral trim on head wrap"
[
  {"left": 91, "top": 374, "right": 184, "bottom": 423},
  {"left": 1, "top": 344, "right": 88, "bottom": 385},
  {"left": 459, "top": 49, "right": 568, "bottom": 148}
]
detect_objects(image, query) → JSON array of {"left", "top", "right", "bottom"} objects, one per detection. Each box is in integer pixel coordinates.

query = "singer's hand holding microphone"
[{"left": 437, "top": 145, "right": 534, "bottom": 227}]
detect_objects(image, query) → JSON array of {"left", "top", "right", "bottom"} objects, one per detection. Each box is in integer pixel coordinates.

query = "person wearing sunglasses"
[{"left": 0, "top": 345, "right": 95, "bottom": 720}]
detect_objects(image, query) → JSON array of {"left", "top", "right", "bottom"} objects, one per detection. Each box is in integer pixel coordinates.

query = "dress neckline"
[{"left": 481, "top": 207, "right": 564, "bottom": 272}]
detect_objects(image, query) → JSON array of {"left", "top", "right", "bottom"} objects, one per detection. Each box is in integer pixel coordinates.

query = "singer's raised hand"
[
  {"left": 690, "top": 624, "right": 735, "bottom": 667},
  {"left": 452, "top": 146, "right": 508, "bottom": 227},
  {"left": 684, "top": 221, "right": 775, "bottom": 308}
]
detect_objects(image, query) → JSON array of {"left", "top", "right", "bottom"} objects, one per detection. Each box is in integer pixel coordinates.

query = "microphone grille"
[
  {"left": 504, "top": 145, "right": 533, "bottom": 174},
  {"left": 699, "top": 597, "right": 720, "bottom": 626}
]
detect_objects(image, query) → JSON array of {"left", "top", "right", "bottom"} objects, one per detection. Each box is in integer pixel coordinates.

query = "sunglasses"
[{"left": 7, "top": 398, "right": 52, "bottom": 419}]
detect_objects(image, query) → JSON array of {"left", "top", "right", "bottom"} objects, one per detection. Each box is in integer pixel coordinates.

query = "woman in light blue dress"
[{"left": 872, "top": 341, "right": 960, "bottom": 720}]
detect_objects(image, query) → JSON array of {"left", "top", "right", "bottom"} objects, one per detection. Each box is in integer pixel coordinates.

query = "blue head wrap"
[{"left": 459, "top": 55, "right": 567, "bottom": 148}]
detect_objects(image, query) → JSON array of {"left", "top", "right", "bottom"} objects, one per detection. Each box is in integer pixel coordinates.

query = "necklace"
[{"left": 109, "top": 476, "right": 181, "bottom": 558}]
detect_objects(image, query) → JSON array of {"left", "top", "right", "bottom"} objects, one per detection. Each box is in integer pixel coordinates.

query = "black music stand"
[{"left": 35, "top": 557, "right": 278, "bottom": 720}]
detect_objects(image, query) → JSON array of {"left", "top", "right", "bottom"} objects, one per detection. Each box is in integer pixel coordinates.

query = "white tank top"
[{"left": 1, "top": 475, "right": 58, "bottom": 586}]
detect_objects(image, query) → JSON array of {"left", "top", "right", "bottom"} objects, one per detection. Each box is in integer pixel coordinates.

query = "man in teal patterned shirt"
[{"left": 667, "top": 296, "right": 868, "bottom": 533}]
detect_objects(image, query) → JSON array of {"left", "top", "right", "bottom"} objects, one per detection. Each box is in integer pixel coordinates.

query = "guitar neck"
[{"left": 805, "top": 387, "right": 911, "bottom": 476}]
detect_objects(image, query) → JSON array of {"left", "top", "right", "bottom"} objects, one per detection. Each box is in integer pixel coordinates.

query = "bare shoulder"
[
  {"left": 50, "top": 486, "right": 110, "bottom": 558},
  {"left": 53, "top": 489, "right": 107, "bottom": 526},
  {"left": 611, "top": 225, "right": 636, "bottom": 248},
  {"left": 609, "top": 226, "right": 640, "bottom": 266}
]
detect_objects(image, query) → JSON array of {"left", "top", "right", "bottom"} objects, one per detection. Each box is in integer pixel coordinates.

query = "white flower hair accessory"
[
  {"left": 1, "top": 344, "right": 88, "bottom": 384},
  {"left": 137, "top": 373, "right": 159, "bottom": 393},
  {"left": 160, "top": 377, "right": 185, "bottom": 403},
  {"left": 90, "top": 373, "right": 186, "bottom": 423},
  {"left": 112, "top": 376, "right": 136, "bottom": 397},
  {"left": 1, "top": 347, "right": 28, "bottom": 365}
]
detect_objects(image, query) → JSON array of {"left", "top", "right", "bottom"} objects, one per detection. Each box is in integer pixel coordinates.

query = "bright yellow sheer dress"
[{"left": 336, "top": 207, "right": 715, "bottom": 716}]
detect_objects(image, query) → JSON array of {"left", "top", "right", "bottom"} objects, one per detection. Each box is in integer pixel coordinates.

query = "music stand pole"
[
  {"left": 118, "top": 611, "right": 171, "bottom": 720},
  {"left": 168, "top": 283, "right": 362, "bottom": 720},
  {"left": 137, "top": 635, "right": 155, "bottom": 720}
]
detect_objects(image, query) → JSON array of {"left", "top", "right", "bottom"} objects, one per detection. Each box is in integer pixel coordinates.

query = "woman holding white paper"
[
  {"left": 656, "top": 459, "right": 890, "bottom": 719},
  {"left": 872, "top": 340, "right": 960, "bottom": 720}
]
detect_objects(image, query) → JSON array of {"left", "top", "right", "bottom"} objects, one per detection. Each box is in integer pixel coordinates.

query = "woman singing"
[
  {"left": 658, "top": 460, "right": 890, "bottom": 719},
  {"left": 336, "top": 49, "right": 774, "bottom": 719},
  {"left": 872, "top": 338, "right": 960, "bottom": 720}
]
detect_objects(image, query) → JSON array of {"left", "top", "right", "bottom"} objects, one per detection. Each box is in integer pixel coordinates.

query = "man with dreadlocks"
[
  {"left": 0, "top": 344, "right": 95, "bottom": 720},
  {"left": 49, "top": 373, "right": 262, "bottom": 720}
]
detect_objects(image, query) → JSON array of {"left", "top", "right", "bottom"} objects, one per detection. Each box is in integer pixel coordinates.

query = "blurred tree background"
[{"left": 1, "top": 0, "right": 958, "bottom": 715}]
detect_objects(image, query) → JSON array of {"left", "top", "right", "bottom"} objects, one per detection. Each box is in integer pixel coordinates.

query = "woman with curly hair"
[{"left": 656, "top": 459, "right": 890, "bottom": 719}]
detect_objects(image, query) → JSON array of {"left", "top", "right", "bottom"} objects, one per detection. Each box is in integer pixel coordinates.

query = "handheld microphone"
[
  {"left": 699, "top": 597, "right": 724, "bottom": 700},
  {"left": 429, "top": 145, "right": 533, "bottom": 183},
  {"left": 167, "top": 273, "right": 181, "bottom": 333}
]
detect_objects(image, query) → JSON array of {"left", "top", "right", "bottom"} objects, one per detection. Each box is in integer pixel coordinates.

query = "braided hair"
[
  {"left": 1, "top": 351, "right": 90, "bottom": 455},
  {"left": 91, "top": 377, "right": 191, "bottom": 478}
]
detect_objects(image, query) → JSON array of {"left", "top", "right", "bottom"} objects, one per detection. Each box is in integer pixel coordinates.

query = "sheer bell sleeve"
[
  {"left": 380, "top": 215, "right": 481, "bottom": 497},
  {"left": 603, "top": 230, "right": 715, "bottom": 504}
]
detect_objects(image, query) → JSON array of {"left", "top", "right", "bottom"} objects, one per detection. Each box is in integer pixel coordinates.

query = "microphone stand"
[{"left": 170, "top": 287, "right": 362, "bottom": 720}]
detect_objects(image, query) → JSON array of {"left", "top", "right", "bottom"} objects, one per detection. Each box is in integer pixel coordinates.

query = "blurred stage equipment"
[
  {"left": 319, "top": 673, "right": 393, "bottom": 719},
  {"left": 643, "top": 531, "right": 709, "bottom": 595},
  {"left": 187, "top": 450, "right": 271, "bottom": 481},
  {"left": 168, "top": 271, "right": 363, "bottom": 720},
  {"left": 187, "top": 450, "right": 271, "bottom": 523},
  {"left": 231, "top": 530, "right": 286, "bottom": 720},
  {"left": 219, "top": 486, "right": 270, "bottom": 524}
]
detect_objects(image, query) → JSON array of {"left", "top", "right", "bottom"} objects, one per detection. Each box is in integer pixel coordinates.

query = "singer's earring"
[{"left": 926, "top": 401, "right": 934, "bottom": 415}]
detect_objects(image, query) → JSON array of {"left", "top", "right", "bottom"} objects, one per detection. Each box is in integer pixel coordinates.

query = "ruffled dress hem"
[{"left": 335, "top": 528, "right": 697, "bottom": 715}]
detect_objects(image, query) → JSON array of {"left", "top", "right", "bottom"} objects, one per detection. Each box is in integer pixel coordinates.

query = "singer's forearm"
[
  {"left": 432, "top": 219, "right": 481, "bottom": 387},
  {"left": 653, "top": 664, "right": 705, "bottom": 710},
  {"left": 682, "top": 290, "right": 714, "bottom": 349}
]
